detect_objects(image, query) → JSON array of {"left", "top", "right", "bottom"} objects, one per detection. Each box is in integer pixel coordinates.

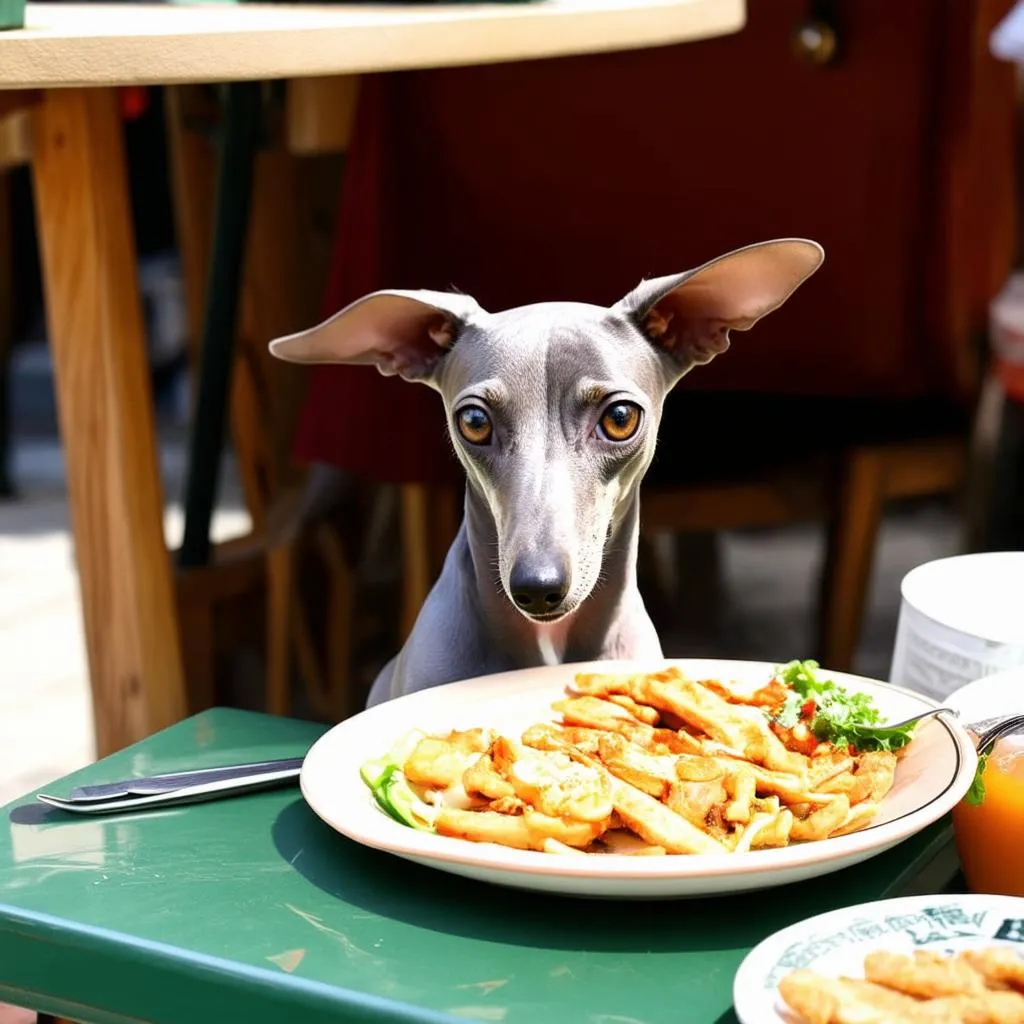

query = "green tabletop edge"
[
  {"left": 0, "top": 0, "right": 24, "bottom": 29},
  {"left": 0, "top": 708, "right": 962, "bottom": 1024}
]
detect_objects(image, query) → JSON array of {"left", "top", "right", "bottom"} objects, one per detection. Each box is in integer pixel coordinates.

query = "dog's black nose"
[{"left": 509, "top": 556, "right": 570, "bottom": 616}]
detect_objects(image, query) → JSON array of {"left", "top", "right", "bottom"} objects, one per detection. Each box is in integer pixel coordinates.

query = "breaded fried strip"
[
  {"left": 597, "top": 830, "right": 668, "bottom": 856},
  {"left": 961, "top": 948, "right": 1024, "bottom": 993},
  {"left": 541, "top": 838, "right": 588, "bottom": 856},
  {"left": 724, "top": 759, "right": 838, "bottom": 807},
  {"left": 571, "top": 668, "right": 683, "bottom": 698},
  {"left": 435, "top": 808, "right": 534, "bottom": 849},
  {"left": 554, "top": 695, "right": 638, "bottom": 730},
  {"left": 606, "top": 693, "right": 661, "bottom": 725},
  {"left": 778, "top": 969, "right": 840, "bottom": 1024},
  {"left": 863, "top": 949, "right": 988, "bottom": 998},
  {"left": 674, "top": 754, "right": 725, "bottom": 782},
  {"left": 463, "top": 753, "right": 515, "bottom": 800},
  {"left": 633, "top": 675, "right": 806, "bottom": 775},
  {"left": 723, "top": 765, "right": 757, "bottom": 824},
  {"left": 607, "top": 776, "right": 728, "bottom": 854},
  {"left": 488, "top": 795, "right": 526, "bottom": 814},
  {"left": 553, "top": 698, "right": 703, "bottom": 755},
  {"left": 808, "top": 753, "right": 855, "bottom": 789},
  {"left": 854, "top": 751, "right": 898, "bottom": 803},
  {"left": 490, "top": 736, "right": 613, "bottom": 823},
  {"left": 818, "top": 769, "right": 874, "bottom": 805},
  {"left": 521, "top": 722, "right": 605, "bottom": 756},
  {"left": 596, "top": 733, "right": 677, "bottom": 799},
  {"left": 839, "top": 978, "right": 949, "bottom": 1021},
  {"left": 404, "top": 731, "right": 491, "bottom": 788},
  {"left": 537, "top": 729, "right": 728, "bottom": 854},
  {"left": 522, "top": 808, "right": 610, "bottom": 848},
  {"left": 829, "top": 799, "right": 880, "bottom": 838},
  {"left": 666, "top": 778, "right": 728, "bottom": 830},
  {"left": 913, "top": 991, "right": 1024, "bottom": 1023},
  {"left": 751, "top": 807, "right": 793, "bottom": 848},
  {"left": 790, "top": 795, "right": 850, "bottom": 842},
  {"left": 435, "top": 807, "right": 608, "bottom": 851}
]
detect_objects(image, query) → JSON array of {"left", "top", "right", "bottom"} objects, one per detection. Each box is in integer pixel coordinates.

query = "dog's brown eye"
[
  {"left": 457, "top": 406, "right": 493, "bottom": 445},
  {"left": 599, "top": 402, "right": 641, "bottom": 442}
]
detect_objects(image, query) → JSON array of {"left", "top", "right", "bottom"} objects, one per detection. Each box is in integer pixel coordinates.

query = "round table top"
[{"left": 0, "top": 0, "right": 744, "bottom": 89}]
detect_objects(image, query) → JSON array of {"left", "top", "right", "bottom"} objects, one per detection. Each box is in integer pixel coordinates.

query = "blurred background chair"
[{"left": 287, "top": 0, "right": 1017, "bottom": 704}]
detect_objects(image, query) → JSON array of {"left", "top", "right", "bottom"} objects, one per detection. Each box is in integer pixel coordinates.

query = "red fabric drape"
[
  {"left": 292, "top": 0, "right": 1016, "bottom": 483},
  {"left": 291, "top": 75, "right": 461, "bottom": 485}
]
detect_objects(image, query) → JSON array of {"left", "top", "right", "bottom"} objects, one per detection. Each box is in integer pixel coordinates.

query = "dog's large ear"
[
  {"left": 268, "top": 289, "right": 485, "bottom": 384},
  {"left": 615, "top": 239, "right": 823, "bottom": 379}
]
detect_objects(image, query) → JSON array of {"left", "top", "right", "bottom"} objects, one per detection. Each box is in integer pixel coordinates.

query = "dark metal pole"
[{"left": 178, "top": 81, "right": 262, "bottom": 568}]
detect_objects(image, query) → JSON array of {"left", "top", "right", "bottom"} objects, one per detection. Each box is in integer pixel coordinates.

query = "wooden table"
[
  {"left": 0, "top": 0, "right": 744, "bottom": 758},
  {"left": 0, "top": 707, "right": 965, "bottom": 1024}
]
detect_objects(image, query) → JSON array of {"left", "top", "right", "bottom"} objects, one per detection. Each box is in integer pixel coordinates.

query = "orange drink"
[{"left": 952, "top": 735, "right": 1024, "bottom": 896}]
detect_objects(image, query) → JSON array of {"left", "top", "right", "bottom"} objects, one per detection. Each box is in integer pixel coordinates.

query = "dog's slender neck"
[{"left": 459, "top": 483, "right": 641, "bottom": 667}]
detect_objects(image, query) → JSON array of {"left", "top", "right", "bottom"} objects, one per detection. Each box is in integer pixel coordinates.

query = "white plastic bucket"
[{"left": 889, "top": 552, "right": 1024, "bottom": 701}]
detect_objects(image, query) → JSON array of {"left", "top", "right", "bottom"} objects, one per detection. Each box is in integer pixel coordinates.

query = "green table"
[{"left": 0, "top": 708, "right": 964, "bottom": 1024}]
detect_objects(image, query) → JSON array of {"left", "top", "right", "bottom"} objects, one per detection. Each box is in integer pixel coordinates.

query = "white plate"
[
  {"left": 300, "top": 658, "right": 978, "bottom": 899},
  {"left": 733, "top": 893, "right": 1024, "bottom": 1023}
]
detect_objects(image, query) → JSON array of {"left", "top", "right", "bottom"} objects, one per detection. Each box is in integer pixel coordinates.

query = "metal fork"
[
  {"left": 878, "top": 708, "right": 1024, "bottom": 745},
  {"left": 973, "top": 713, "right": 1024, "bottom": 755}
]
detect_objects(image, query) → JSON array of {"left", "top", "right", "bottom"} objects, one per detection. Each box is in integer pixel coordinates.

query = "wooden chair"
[
  {"left": 165, "top": 81, "right": 361, "bottom": 721},
  {"left": 393, "top": 435, "right": 967, "bottom": 673},
  {"left": 0, "top": 102, "right": 33, "bottom": 499},
  {"left": 382, "top": 0, "right": 1016, "bottom": 673}
]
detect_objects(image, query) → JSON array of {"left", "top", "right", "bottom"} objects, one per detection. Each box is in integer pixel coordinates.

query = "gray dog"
[{"left": 270, "top": 238, "right": 824, "bottom": 707}]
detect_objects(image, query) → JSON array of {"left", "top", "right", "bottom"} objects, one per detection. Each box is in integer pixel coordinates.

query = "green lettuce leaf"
[{"left": 773, "top": 660, "right": 916, "bottom": 753}]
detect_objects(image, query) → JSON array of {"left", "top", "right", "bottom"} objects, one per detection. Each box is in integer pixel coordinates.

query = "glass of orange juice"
[{"left": 952, "top": 730, "right": 1024, "bottom": 895}]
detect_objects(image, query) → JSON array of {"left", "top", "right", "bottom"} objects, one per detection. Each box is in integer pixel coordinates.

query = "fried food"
[
  {"left": 364, "top": 664, "right": 911, "bottom": 857},
  {"left": 780, "top": 947, "right": 1024, "bottom": 1024},
  {"left": 403, "top": 729, "right": 492, "bottom": 788},
  {"left": 864, "top": 950, "right": 988, "bottom": 998},
  {"left": 488, "top": 736, "right": 613, "bottom": 823}
]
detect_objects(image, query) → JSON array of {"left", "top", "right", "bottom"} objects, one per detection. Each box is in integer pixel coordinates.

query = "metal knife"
[{"left": 36, "top": 756, "right": 304, "bottom": 815}]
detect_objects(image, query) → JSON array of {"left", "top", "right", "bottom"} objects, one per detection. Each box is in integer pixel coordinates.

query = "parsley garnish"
[
  {"left": 772, "top": 660, "right": 917, "bottom": 753},
  {"left": 963, "top": 752, "right": 989, "bottom": 806}
]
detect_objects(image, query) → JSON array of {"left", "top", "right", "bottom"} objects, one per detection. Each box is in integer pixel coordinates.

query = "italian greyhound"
[{"left": 270, "top": 239, "right": 824, "bottom": 707}]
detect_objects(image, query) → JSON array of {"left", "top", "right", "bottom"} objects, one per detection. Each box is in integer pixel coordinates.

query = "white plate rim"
[
  {"left": 732, "top": 892, "right": 1024, "bottom": 1024},
  {"left": 300, "top": 658, "right": 978, "bottom": 884}
]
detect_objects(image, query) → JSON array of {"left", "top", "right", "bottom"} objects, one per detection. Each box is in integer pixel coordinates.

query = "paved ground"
[{"left": 0, "top": 430, "right": 251, "bottom": 807}]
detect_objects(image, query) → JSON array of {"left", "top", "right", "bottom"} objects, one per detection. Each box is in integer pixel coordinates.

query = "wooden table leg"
[{"left": 30, "top": 88, "right": 187, "bottom": 757}]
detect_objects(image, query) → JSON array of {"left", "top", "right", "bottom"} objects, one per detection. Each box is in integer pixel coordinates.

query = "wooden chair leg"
[
  {"left": 265, "top": 543, "right": 294, "bottom": 717},
  {"left": 399, "top": 483, "right": 432, "bottom": 641},
  {"left": 430, "top": 485, "right": 461, "bottom": 577},
  {"left": 316, "top": 523, "right": 354, "bottom": 720},
  {"left": 636, "top": 529, "right": 678, "bottom": 631},
  {"left": 176, "top": 593, "right": 216, "bottom": 713},
  {"left": 817, "top": 448, "right": 887, "bottom": 672},
  {"left": 0, "top": 170, "right": 13, "bottom": 500},
  {"left": 266, "top": 537, "right": 325, "bottom": 719},
  {"left": 32, "top": 87, "right": 187, "bottom": 755}
]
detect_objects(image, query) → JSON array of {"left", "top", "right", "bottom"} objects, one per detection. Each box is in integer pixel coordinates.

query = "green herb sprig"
[
  {"left": 963, "top": 752, "right": 989, "bottom": 807},
  {"left": 773, "top": 660, "right": 917, "bottom": 753}
]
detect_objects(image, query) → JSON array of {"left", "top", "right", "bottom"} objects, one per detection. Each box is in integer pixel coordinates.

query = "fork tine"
[{"left": 976, "top": 714, "right": 1024, "bottom": 755}]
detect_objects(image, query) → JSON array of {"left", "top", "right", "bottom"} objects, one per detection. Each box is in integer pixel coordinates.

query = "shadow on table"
[{"left": 273, "top": 797, "right": 840, "bottom": 958}]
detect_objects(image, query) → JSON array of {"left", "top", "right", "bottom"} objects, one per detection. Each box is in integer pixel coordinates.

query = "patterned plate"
[{"left": 733, "top": 893, "right": 1024, "bottom": 1023}]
